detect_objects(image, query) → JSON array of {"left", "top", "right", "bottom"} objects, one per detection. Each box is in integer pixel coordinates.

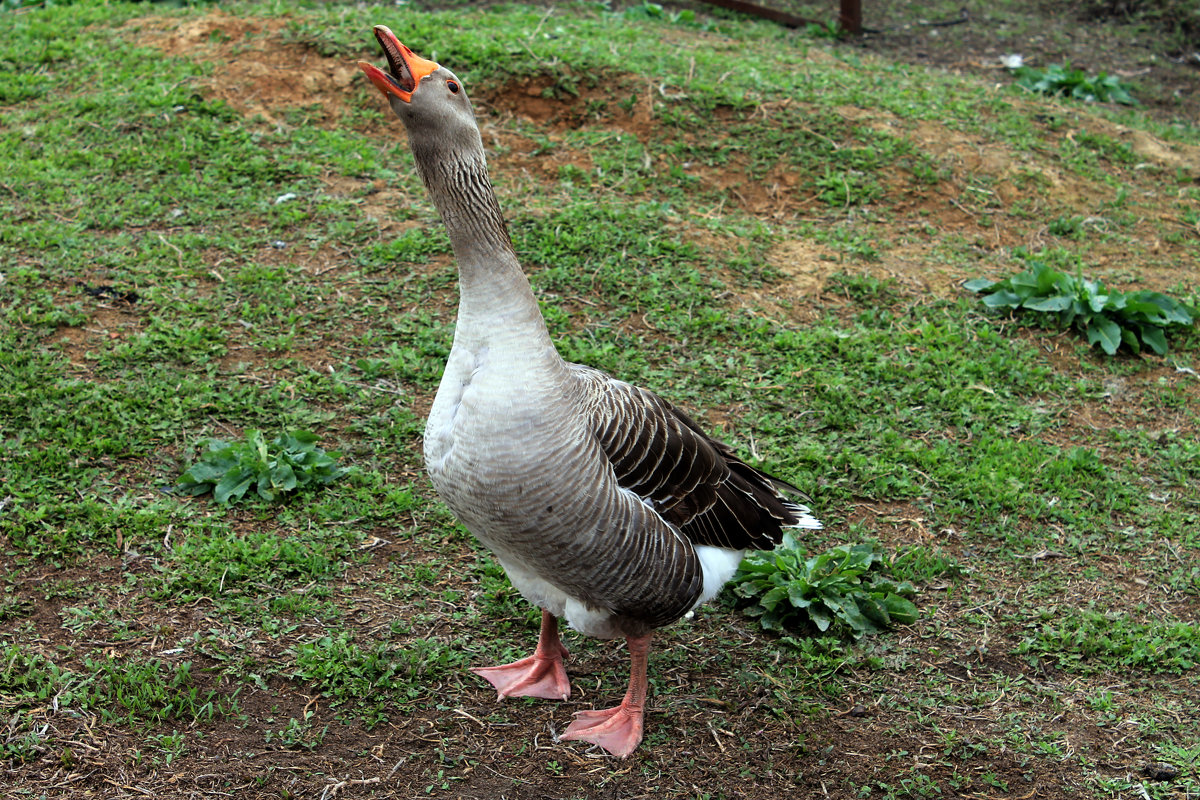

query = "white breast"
[{"left": 423, "top": 343, "right": 484, "bottom": 474}]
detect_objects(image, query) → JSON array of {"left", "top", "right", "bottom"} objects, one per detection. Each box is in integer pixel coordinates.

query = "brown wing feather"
[{"left": 569, "top": 364, "right": 818, "bottom": 552}]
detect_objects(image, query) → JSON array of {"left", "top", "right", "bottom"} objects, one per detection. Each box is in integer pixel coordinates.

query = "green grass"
[
  {"left": 1, "top": 643, "right": 239, "bottom": 761},
  {"left": 1018, "top": 608, "right": 1200, "bottom": 674},
  {"left": 1, "top": 0, "right": 1198, "bottom": 797}
]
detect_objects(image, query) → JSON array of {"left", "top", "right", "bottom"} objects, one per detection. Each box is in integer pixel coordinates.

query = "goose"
[{"left": 357, "top": 26, "right": 821, "bottom": 758}]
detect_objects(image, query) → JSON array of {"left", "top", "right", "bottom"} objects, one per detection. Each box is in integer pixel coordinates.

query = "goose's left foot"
[
  {"left": 561, "top": 698, "right": 644, "bottom": 757},
  {"left": 559, "top": 633, "right": 651, "bottom": 758}
]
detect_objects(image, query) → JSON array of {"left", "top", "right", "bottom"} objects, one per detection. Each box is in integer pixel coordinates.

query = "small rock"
[
  {"left": 1101, "top": 376, "right": 1127, "bottom": 400},
  {"left": 849, "top": 704, "right": 867, "bottom": 717},
  {"left": 1143, "top": 762, "right": 1179, "bottom": 781}
]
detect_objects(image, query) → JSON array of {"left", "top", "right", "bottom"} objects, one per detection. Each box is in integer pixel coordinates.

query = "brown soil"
[
  {"left": 131, "top": 13, "right": 360, "bottom": 127},
  {"left": 732, "top": 0, "right": 1200, "bottom": 125}
]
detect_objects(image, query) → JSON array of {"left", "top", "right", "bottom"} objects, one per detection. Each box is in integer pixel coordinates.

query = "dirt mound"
[{"left": 128, "top": 12, "right": 361, "bottom": 125}]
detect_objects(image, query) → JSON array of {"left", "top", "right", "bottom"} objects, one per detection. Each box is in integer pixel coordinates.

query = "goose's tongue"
[{"left": 357, "top": 25, "right": 439, "bottom": 103}]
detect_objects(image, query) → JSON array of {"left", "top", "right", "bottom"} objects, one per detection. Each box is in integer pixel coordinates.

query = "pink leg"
[
  {"left": 472, "top": 610, "right": 571, "bottom": 701},
  {"left": 560, "top": 633, "right": 652, "bottom": 758}
]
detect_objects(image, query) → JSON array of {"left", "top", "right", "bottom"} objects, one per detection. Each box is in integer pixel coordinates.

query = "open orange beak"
[{"left": 357, "top": 25, "right": 440, "bottom": 103}]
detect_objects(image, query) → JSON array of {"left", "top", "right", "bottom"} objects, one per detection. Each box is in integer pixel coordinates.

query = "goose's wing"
[{"left": 569, "top": 364, "right": 820, "bottom": 551}]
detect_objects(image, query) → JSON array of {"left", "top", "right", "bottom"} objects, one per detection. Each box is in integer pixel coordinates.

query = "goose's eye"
[{"left": 447, "top": 80, "right": 460, "bottom": 95}]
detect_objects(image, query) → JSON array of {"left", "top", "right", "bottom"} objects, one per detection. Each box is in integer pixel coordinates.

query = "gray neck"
[{"left": 410, "top": 141, "right": 538, "bottom": 325}]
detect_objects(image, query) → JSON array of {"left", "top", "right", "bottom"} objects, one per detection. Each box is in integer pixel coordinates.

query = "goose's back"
[{"left": 569, "top": 364, "right": 820, "bottom": 546}]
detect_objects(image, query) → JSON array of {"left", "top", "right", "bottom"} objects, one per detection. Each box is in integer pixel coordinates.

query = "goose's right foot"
[{"left": 472, "top": 610, "right": 571, "bottom": 701}]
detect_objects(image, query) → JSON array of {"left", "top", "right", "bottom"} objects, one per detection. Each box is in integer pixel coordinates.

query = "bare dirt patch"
[
  {"left": 127, "top": 12, "right": 361, "bottom": 127},
  {"left": 49, "top": 305, "right": 141, "bottom": 370},
  {"left": 766, "top": 237, "right": 843, "bottom": 295},
  {"left": 758, "top": 0, "right": 1200, "bottom": 126}
]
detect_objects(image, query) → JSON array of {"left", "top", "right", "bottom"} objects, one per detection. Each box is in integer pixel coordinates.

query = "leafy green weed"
[
  {"left": 178, "top": 430, "right": 349, "bottom": 506},
  {"left": 1010, "top": 61, "right": 1136, "bottom": 105},
  {"left": 966, "top": 261, "right": 1196, "bottom": 355},
  {"left": 733, "top": 538, "right": 919, "bottom": 638}
]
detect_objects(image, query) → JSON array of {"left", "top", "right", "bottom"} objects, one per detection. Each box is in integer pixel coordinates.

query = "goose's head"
[{"left": 357, "top": 26, "right": 478, "bottom": 147}]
